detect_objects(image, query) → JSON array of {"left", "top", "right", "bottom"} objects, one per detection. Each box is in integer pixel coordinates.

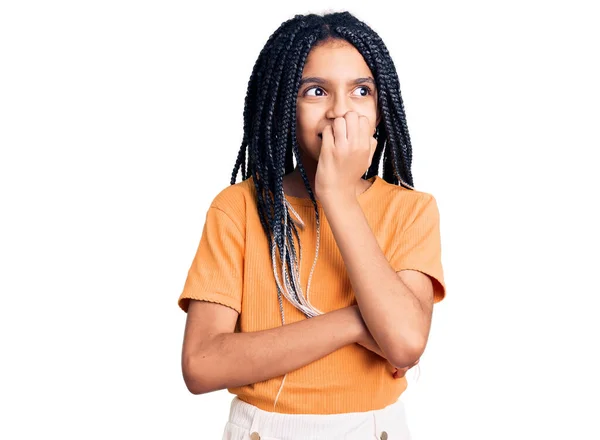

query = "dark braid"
[{"left": 229, "top": 11, "right": 416, "bottom": 321}]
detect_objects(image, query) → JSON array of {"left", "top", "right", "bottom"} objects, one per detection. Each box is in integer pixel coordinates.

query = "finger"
[
  {"left": 359, "top": 116, "right": 373, "bottom": 156},
  {"left": 370, "top": 137, "right": 377, "bottom": 162},
  {"left": 393, "top": 368, "right": 408, "bottom": 379},
  {"left": 332, "top": 117, "right": 347, "bottom": 146},
  {"left": 321, "top": 124, "right": 334, "bottom": 156},
  {"left": 345, "top": 111, "right": 360, "bottom": 145},
  {"left": 358, "top": 115, "right": 370, "bottom": 147},
  {"left": 359, "top": 116, "right": 375, "bottom": 165}
]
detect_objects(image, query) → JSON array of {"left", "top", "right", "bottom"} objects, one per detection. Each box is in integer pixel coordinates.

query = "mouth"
[{"left": 317, "top": 133, "right": 322, "bottom": 139}]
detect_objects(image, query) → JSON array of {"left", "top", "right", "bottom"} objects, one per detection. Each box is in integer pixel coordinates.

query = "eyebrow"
[{"left": 298, "top": 76, "right": 376, "bottom": 88}]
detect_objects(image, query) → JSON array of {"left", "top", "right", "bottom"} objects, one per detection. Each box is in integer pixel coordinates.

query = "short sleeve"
[
  {"left": 389, "top": 194, "right": 446, "bottom": 304},
  {"left": 177, "top": 207, "right": 245, "bottom": 314}
]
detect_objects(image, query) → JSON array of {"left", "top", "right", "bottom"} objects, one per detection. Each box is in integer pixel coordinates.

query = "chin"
[{"left": 296, "top": 140, "right": 319, "bottom": 162}]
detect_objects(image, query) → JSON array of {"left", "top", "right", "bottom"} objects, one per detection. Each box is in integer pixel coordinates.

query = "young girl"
[{"left": 178, "top": 11, "right": 446, "bottom": 440}]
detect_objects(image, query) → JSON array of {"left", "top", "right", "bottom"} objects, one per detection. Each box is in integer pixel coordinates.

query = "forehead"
[{"left": 302, "top": 41, "right": 373, "bottom": 78}]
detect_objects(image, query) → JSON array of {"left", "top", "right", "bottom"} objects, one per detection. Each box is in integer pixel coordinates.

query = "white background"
[{"left": 1, "top": 1, "right": 599, "bottom": 439}]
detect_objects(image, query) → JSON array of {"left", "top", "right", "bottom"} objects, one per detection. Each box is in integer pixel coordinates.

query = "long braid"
[
  {"left": 274, "top": 28, "right": 326, "bottom": 318},
  {"left": 246, "top": 28, "right": 299, "bottom": 263},
  {"left": 286, "top": 33, "right": 324, "bottom": 310},
  {"left": 267, "top": 25, "right": 307, "bottom": 308},
  {"left": 259, "top": 24, "right": 324, "bottom": 319},
  {"left": 231, "top": 25, "right": 279, "bottom": 185},
  {"left": 370, "top": 32, "right": 415, "bottom": 170}
]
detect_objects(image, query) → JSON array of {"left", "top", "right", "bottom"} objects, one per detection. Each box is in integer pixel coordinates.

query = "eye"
[
  {"left": 353, "top": 86, "right": 373, "bottom": 96},
  {"left": 304, "top": 86, "right": 325, "bottom": 97},
  {"left": 302, "top": 85, "right": 374, "bottom": 97}
]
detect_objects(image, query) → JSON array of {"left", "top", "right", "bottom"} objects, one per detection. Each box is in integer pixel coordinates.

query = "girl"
[{"left": 178, "top": 10, "right": 446, "bottom": 440}]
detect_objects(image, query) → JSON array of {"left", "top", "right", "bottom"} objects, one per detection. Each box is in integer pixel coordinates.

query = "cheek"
[
  {"left": 361, "top": 102, "right": 378, "bottom": 120},
  {"left": 295, "top": 112, "right": 317, "bottom": 136}
]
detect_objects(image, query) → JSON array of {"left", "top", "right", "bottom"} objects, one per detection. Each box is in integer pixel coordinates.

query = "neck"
[
  {"left": 284, "top": 164, "right": 372, "bottom": 201},
  {"left": 291, "top": 164, "right": 317, "bottom": 193}
]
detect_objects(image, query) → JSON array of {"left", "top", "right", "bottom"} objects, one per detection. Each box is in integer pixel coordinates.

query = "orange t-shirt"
[{"left": 178, "top": 175, "right": 446, "bottom": 414}]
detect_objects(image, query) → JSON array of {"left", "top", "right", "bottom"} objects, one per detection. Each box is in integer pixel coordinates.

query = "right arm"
[{"left": 181, "top": 300, "right": 364, "bottom": 395}]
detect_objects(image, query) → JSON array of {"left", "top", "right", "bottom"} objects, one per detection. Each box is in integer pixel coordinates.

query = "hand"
[
  {"left": 315, "top": 111, "right": 378, "bottom": 201},
  {"left": 393, "top": 357, "right": 420, "bottom": 379}
]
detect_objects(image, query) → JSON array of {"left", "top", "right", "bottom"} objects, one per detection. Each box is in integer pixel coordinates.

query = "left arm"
[{"left": 321, "top": 196, "right": 434, "bottom": 369}]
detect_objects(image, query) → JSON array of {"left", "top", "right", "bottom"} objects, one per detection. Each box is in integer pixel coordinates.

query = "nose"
[{"left": 325, "top": 93, "right": 353, "bottom": 120}]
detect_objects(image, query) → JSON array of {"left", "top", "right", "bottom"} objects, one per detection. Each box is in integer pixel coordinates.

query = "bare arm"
[
  {"left": 353, "top": 306, "right": 420, "bottom": 378},
  {"left": 321, "top": 195, "right": 433, "bottom": 368},
  {"left": 183, "top": 301, "right": 364, "bottom": 395}
]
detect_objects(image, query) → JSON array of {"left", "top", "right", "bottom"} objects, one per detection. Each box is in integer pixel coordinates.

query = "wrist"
[
  {"left": 344, "top": 305, "right": 365, "bottom": 344},
  {"left": 319, "top": 192, "right": 358, "bottom": 211}
]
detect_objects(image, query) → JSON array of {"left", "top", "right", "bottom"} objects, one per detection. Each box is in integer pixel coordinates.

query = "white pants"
[{"left": 221, "top": 396, "right": 412, "bottom": 440}]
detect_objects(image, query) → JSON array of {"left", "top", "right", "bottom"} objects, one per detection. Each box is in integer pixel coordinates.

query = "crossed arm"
[
  {"left": 321, "top": 194, "right": 435, "bottom": 369},
  {"left": 182, "top": 300, "right": 420, "bottom": 395},
  {"left": 182, "top": 196, "right": 434, "bottom": 394}
]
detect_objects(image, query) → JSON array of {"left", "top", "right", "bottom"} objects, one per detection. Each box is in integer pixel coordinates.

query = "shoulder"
[
  {"left": 369, "top": 178, "right": 439, "bottom": 232},
  {"left": 210, "top": 177, "right": 254, "bottom": 210},
  {"left": 206, "top": 177, "right": 256, "bottom": 232},
  {"left": 375, "top": 176, "right": 437, "bottom": 209}
]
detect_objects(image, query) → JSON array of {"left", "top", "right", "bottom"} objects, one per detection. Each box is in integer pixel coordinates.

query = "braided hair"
[{"left": 230, "top": 11, "right": 415, "bottom": 324}]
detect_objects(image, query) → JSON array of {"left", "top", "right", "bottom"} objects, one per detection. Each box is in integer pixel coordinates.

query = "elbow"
[
  {"left": 182, "top": 355, "right": 213, "bottom": 395},
  {"left": 389, "top": 339, "right": 425, "bottom": 370},
  {"left": 184, "top": 380, "right": 206, "bottom": 396}
]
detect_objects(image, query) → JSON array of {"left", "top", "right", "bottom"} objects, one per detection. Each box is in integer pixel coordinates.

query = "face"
[{"left": 295, "top": 39, "right": 380, "bottom": 168}]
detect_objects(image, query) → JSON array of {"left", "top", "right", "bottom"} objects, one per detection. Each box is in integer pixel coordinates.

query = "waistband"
[{"left": 226, "top": 396, "right": 411, "bottom": 439}]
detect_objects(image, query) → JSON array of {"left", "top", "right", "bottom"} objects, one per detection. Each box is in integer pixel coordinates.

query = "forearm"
[
  {"left": 187, "top": 307, "right": 362, "bottom": 394},
  {"left": 357, "top": 338, "right": 386, "bottom": 358},
  {"left": 350, "top": 305, "right": 387, "bottom": 359},
  {"left": 322, "top": 196, "right": 424, "bottom": 368}
]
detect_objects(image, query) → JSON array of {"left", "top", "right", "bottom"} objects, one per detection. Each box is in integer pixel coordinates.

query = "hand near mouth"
[{"left": 314, "top": 111, "right": 377, "bottom": 203}]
